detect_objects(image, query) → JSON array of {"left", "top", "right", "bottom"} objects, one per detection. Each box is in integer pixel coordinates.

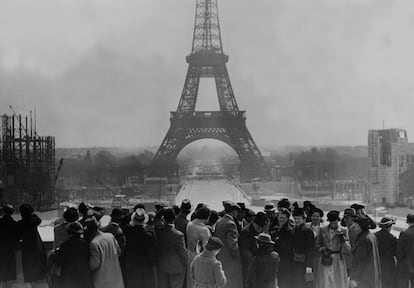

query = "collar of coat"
[{"left": 192, "top": 219, "right": 206, "bottom": 226}]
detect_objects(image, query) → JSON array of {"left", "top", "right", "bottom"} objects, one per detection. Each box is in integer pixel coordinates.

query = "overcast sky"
[{"left": 0, "top": 0, "right": 413, "bottom": 148}]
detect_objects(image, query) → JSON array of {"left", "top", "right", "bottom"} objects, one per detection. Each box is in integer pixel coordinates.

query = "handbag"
[{"left": 321, "top": 254, "right": 333, "bottom": 266}]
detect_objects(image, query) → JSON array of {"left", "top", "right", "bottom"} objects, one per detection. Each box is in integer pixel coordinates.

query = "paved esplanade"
[{"left": 176, "top": 179, "right": 251, "bottom": 211}]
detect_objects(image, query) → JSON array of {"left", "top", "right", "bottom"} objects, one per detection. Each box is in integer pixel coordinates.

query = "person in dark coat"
[
  {"left": 263, "top": 202, "right": 277, "bottom": 233},
  {"left": 396, "top": 213, "right": 414, "bottom": 288},
  {"left": 0, "top": 204, "right": 19, "bottom": 284},
  {"left": 375, "top": 217, "right": 397, "bottom": 288},
  {"left": 272, "top": 208, "right": 294, "bottom": 288},
  {"left": 123, "top": 208, "right": 157, "bottom": 288},
  {"left": 239, "top": 212, "right": 266, "bottom": 288},
  {"left": 291, "top": 208, "right": 315, "bottom": 288},
  {"left": 156, "top": 208, "right": 187, "bottom": 288},
  {"left": 101, "top": 208, "right": 126, "bottom": 251},
  {"left": 174, "top": 199, "right": 192, "bottom": 244},
  {"left": 247, "top": 233, "right": 280, "bottom": 288},
  {"left": 350, "top": 216, "right": 381, "bottom": 288},
  {"left": 55, "top": 222, "right": 94, "bottom": 288},
  {"left": 18, "top": 204, "right": 48, "bottom": 283},
  {"left": 54, "top": 207, "right": 79, "bottom": 249}
]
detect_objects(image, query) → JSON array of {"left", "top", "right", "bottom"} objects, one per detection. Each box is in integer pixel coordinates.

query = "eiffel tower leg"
[{"left": 227, "top": 126, "right": 268, "bottom": 182}]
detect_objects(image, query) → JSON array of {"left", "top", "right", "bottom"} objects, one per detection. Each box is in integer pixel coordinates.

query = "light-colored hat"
[
  {"left": 254, "top": 233, "right": 275, "bottom": 245},
  {"left": 130, "top": 208, "right": 149, "bottom": 226}
]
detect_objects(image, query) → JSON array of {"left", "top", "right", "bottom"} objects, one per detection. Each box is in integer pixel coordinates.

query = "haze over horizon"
[{"left": 1, "top": 0, "right": 413, "bottom": 148}]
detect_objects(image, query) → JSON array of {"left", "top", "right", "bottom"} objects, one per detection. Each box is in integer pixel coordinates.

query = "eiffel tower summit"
[{"left": 151, "top": 0, "right": 269, "bottom": 182}]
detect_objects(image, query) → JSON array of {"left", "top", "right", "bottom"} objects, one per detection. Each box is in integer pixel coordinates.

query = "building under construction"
[{"left": 0, "top": 112, "right": 55, "bottom": 209}]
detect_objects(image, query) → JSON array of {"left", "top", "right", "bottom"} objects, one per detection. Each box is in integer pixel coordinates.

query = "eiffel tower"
[{"left": 152, "top": 0, "right": 268, "bottom": 182}]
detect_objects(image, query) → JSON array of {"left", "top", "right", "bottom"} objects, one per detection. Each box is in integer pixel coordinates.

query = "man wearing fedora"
[
  {"left": 54, "top": 207, "right": 79, "bottom": 249},
  {"left": 375, "top": 217, "right": 397, "bottom": 288},
  {"left": 247, "top": 233, "right": 279, "bottom": 288},
  {"left": 215, "top": 201, "right": 243, "bottom": 288},
  {"left": 102, "top": 208, "right": 126, "bottom": 252},
  {"left": 396, "top": 213, "right": 414, "bottom": 288},
  {"left": 123, "top": 208, "right": 156, "bottom": 288},
  {"left": 239, "top": 212, "right": 266, "bottom": 288},
  {"left": 156, "top": 208, "right": 187, "bottom": 288},
  {"left": 175, "top": 199, "right": 192, "bottom": 244},
  {"left": 55, "top": 222, "right": 94, "bottom": 288},
  {"left": 263, "top": 202, "right": 277, "bottom": 233}
]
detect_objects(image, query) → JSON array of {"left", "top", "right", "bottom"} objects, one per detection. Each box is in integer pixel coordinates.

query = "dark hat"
[
  {"left": 327, "top": 210, "right": 340, "bottom": 222},
  {"left": 254, "top": 233, "right": 275, "bottom": 245},
  {"left": 277, "top": 198, "right": 291, "bottom": 210},
  {"left": 264, "top": 202, "right": 275, "bottom": 212},
  {"left": 172, "top": 205, "right": 181, "bottom": 216},
  {"left": 230, "top": 202, "right": 241, "bottom": 211},
  {"left": 350, "top": 203, "right": 365, "bottom": 211},
  {"left": 110, "top": 208, "right": 123, "bottom": 220},
  {"left": 292, "top": 208, "right": 305, "bottom": 217},
  {"left": 180, "top": 199, "right": 192, "bottom": 211},
  {"left": 2, "top": 204, "right": 14, "bottom": 215},
  {"left": 224, "top": 201, "right": 240, "bottom": 212},
  {"left": 253, "top": 212, "right": 266, "bottom": 227},
  {"left": 155, "top": 202, "right": 167, "bottom": 210},
  {"left": 133, "top": 203, "right": 146, "bottom": 211},
  {"left": 379, "top": 217, "right": 396, "bottom": 228},
  {"left": 67, "top": 222, "right": 84, "bottom": 235},
  {"left": 356, "top": 215, "right": 370, "bottom": 230},
  {"left": 205, "top": 237, "right": 224, "bottom": 251},
  {"left": 237, "top": 202, "right": 247, "bottom": 211},
  {"left": 63, "top": 207, "right": 79, "bottom": 223},
  {"left": 84, "top": 217, "right": 99, "bottom": 231},
  {"left": 163, "top": 208, "right": 176, "bottom": 223},
  {"left": 310, "top": 207, "right": 324, "bottom": 218},
  {"left": 344, "top": 208, "right": 357, "bottom": 217},
  {"left": 407, "top": 213, "right": 414, "bottom": 224}
]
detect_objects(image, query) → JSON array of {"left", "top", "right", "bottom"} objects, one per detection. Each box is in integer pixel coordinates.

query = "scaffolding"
[{"left": 0, "top": 112, "right": 55, "bottom": 209}]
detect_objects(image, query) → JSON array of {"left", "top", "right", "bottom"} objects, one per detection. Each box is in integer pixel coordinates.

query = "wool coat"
[
  {"left": 315, "top": 226, "right": 351, "bottom": 288},
  {"left": 101, "top": 222, "right": 126, "bottom": 252},
  {"left": 375, "top": 228, "right": 397, "bottom": 288},
  {"left": 191, "top": 250, "right": 227, "bottom": 288},
  {"left": 239, "top": 223, "right": 260, "bottom": 287},
  {"left": 18, "top": 214, "right": 48, "bottom": 282},
  {"left": 123, "top": 224, "right": 157, "bottom": 288},
  {"left": 0, "top": 215, "right": 19, "bottom": 281},
  {"left": 272, "top": 223, "right": 294, "bottom": 288},
  {"left": 291, "top": 223, "right": 315, "bottom": 288},
  {"left": 215, "top": 214, "right": 243, "bottom": 288},
  {"left": 351, "top": 230, "right": 382, "bottom": 288},
  {"left": 89, "top": 231, "right": 124, "bottom": 288},
  {"left": 55, "top": 235, "right": 94, "bottom": 288}
]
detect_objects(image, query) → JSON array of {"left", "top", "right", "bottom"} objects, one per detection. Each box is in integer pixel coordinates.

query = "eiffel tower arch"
[{"left": 151, "top": 0, "right": 269, "bottom": 182}]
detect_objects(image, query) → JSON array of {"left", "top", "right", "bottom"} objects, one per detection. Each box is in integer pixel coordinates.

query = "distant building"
[{"left": 368, "top": 129, "right": 414, "bottom": 205}]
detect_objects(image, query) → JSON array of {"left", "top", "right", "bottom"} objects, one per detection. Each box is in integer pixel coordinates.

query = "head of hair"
[
  {"left": 196, "top": 207, "right": 210, "bottom": 220},
  {"left": 19, "top": 204, "right": 34, "bottom": 218},
  {"left": 163, "top": 208, "right": 176, "bottom": 224},
  {"left": 78, "top": 202, "right": 88, "bottom": 215},
  {"left": 208, "top": 210, "right": 219, "bottom": 225}
]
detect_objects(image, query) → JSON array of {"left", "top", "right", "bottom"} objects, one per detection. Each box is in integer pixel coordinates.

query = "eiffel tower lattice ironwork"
[{"left": 151, "top": 0, "right": 268, "bottom": 181}]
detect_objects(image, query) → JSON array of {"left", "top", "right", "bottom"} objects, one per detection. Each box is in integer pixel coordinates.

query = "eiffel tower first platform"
[{"left": 151, "top": 0, "right": 269, "bottom": 182}]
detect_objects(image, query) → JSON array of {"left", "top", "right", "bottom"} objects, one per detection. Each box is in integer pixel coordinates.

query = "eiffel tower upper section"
[{"left": 177, "top": 0, "right": 239, "bottom": 115}]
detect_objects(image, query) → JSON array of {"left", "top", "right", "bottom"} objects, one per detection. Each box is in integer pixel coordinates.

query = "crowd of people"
[{"left": 0, "top": 198, "right": 413, "bottom": 288}]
